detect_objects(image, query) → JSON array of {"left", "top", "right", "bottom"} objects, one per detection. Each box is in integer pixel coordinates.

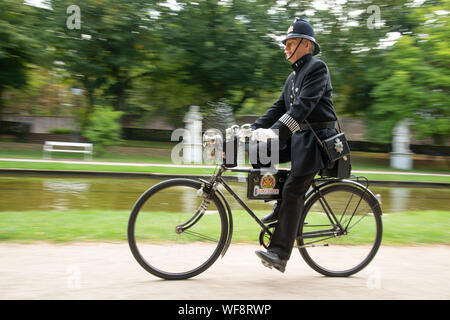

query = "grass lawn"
[
  {"left": 0, "top": 141, "right": 448, "bottom": 182},
  {"left": 0, "top": 141, "right": 175, "bottom": 164},
  {"left": 0, "top": 209, "right": 448, "bottom": 245},
  {"left": 0, "top": 160, "right": 219, "bottom": 175},
  {"left": 0, "top": 159, "right": 449, "bottom": 183}
]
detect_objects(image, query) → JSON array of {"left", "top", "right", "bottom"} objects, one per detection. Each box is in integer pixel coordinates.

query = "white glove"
[{"left": 251, "top": 128, "right": 278, "bottom": 142}]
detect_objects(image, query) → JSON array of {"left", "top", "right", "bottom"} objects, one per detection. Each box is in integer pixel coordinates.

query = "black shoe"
[
  {"left": 261, "top": 201, "right": 281, "bottom": 224},
  {"left": 255, "top": 250, "right": 287, "bottom": 273}
]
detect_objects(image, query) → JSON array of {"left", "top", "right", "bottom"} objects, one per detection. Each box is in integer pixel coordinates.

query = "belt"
[{"left": 299, "top": 121, "right": 336, "bottom": 131}]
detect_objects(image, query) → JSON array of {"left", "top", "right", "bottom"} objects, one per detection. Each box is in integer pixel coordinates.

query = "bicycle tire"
[
  {"left": 127, "top": 178, "right": 228, "bottom": 280},
  {"left": 297, "top": 183, "right": 382, "bottom": 277}
]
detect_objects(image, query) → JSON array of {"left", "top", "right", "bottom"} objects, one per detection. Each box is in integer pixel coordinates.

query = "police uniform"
[
  {"left": 251, "top": 53, "right": 338, "bottom": 176},
  {"left": 251, "top": 18, "right": 339, "bottom": 262}
]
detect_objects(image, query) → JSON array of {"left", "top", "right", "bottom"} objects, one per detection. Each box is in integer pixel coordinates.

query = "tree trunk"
[
  {"left": 0, "top": 86, "right": 4, "bottom": 121},
  {"left": 86, "top": 89, "right": 95, "bottom": 109},
  {"left": 114, "top": 85, "right": 126, "bottom": 111},
  {"left": 79, "top": 88, "right": 96, "bottom": 131},
  {"left": 113, "top": 83, "right": 127, "bottom": 129}
]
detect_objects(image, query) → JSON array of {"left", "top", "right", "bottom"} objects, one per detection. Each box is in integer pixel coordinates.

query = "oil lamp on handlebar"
[{"left": 202, "top": 124, "right": 252, "bottom": 166}]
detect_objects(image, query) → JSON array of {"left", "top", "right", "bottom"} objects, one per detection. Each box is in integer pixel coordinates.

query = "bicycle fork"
[{"left": 175, "top": 187, "right": 212, "bottom": 234}]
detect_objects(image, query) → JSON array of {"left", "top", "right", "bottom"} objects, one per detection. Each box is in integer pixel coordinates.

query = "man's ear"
[{"left": 307, "top": 40, "right": 314, "bottom": 54}]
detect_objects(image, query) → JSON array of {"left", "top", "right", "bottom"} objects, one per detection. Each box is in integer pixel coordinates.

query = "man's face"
[{"left": 284, "top": 38, "right": 310, "bottom": 63}]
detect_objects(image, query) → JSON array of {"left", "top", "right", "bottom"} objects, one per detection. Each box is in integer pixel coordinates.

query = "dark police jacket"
[{"left": 251, "top": 54, "right": 338, "bottom": 176}]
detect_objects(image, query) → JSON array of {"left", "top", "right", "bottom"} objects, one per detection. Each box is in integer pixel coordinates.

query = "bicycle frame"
[
  {"left": 180, "top": 163, "right": 378, "bottom": 257},
  {"left": 199, "top": 165, "right": 274, "bottom": 258}
]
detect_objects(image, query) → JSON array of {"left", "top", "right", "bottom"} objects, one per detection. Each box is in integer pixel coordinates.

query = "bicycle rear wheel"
[
  {"left": 297, "top": 183, "right": 382, "bottom": 277},
  {"left": 128, "top": 178, "right": 228, "bottom": 280}
]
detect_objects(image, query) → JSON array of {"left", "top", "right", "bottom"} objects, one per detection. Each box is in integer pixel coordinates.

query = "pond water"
[{"left": 0, "top": 175, "right": 449, "bottom": 214}]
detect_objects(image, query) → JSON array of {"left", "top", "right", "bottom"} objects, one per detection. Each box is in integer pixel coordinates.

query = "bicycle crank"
[
  {"left": 258, "top": 222, "right": 277, "bottom": 249},
  {"left": 295, "top": 244, "right": 329, "bottom": 249}
]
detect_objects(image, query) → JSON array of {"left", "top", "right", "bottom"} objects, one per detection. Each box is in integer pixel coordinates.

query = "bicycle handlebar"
[
  {"left": 203, "top": 123, "right": 253, "bottom": 147},
  {"left": 225, "top": 123, "right": 252, "bottom": 141}
]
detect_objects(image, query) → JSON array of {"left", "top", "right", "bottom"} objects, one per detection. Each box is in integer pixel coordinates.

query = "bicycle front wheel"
[
  {"left": 128, "top": 178, "right": 228, "bottom": 280},
  {"left": 297, "top": 183, "right": 382, "bottom": 277}
]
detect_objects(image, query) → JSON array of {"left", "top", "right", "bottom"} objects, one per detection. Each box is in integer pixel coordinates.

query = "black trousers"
[{"left": 250, "top": 140, "right": 317, "bottom": 260}]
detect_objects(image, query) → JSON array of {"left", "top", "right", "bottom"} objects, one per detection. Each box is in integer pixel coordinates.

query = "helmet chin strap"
[{"left": 286, "top": 38, "right": 303, "bottom": 61}]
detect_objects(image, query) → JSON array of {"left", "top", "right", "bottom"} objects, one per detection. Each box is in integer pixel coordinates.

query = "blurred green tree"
[
  {"left": 365, "top": 0, "right": 450, "bottom": 144},
  {"left": 3, "top": 0, "right": 445, "bottom": 148},
  {"left": 82, "top": 105, "right": 123, "bottom": 155},
  {"left": 151, "top": 0, "right": 289, "bottom": 121},
  {"left": 279, "top": 0, "right": 420, "bottom": 116},
  {"left": 0, "top": 0, "right": 41, "bottom": 119},
  {"left": 46, "top": 0, "right": 161, "bottom": 127},
  {"left": 3, "top": 65, "right": 77, "bottom": 116}
]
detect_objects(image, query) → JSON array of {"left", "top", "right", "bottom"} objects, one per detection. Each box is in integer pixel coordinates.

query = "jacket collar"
[{"left": 291, "top": 54, "right": 312, "bottom": 71}]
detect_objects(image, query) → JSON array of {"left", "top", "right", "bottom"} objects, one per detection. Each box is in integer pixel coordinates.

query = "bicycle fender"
[
  {"left": 306, "top": 179, "right": 381, "bottom": 212},
  {"left": 198, "top": 178, "right": 233, "bottom": 258},
  {"left": 215, "top": 188, "right": 233, "bottom": 258}
]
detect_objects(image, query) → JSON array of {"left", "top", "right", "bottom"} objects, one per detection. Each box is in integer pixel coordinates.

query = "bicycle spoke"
[
  {"left": 340, "top": 201, "right": 370, "bottom": 229},
  {"left": 182, "top": 230, "right": 219, "bottom": 243},
  {"left": 339, "top": 193, "right": 354, "bottom": 224},
  {"left": 344, "top": 190, "right": 369, "bottom": 231},
  {"left": 304, "top": 224, "right": 334, "bottom": 228},
  {"left": 300, "top": 235, "right": 336, "bottom": 246},
  {"left": 346, "top": 211, "right": 372, "bottom": 231}
]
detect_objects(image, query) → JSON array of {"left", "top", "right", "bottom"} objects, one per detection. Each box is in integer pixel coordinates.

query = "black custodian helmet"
[{"left": 282, "top": 18, "right": 320, "bottom": 56}]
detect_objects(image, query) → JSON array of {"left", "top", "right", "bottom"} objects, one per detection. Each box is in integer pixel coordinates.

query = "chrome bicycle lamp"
[
  {"left": 203, "top": 129, "right": 223, "bottom": 162},
  {"left": 202, "top": 129, "right": 223, "bottom": 148}
]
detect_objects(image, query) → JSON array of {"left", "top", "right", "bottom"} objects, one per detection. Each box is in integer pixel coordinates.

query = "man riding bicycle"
[{"left": 249, "top": 18, "right": 339, "bottom": 273}]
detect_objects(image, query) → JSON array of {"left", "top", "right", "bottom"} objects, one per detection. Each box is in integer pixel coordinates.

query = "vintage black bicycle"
[{"left": 127, "top": 128, "right": 383, "bottom": 280}]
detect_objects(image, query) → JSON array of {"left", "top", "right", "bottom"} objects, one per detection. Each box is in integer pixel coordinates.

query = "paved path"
[{"left": 0, "top": 243, "right": 448, "bottom": 300}]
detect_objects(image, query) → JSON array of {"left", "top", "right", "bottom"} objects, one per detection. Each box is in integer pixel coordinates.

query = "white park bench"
[{"left": 43, "top": 141, "right": 93, "bottom": 160}]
